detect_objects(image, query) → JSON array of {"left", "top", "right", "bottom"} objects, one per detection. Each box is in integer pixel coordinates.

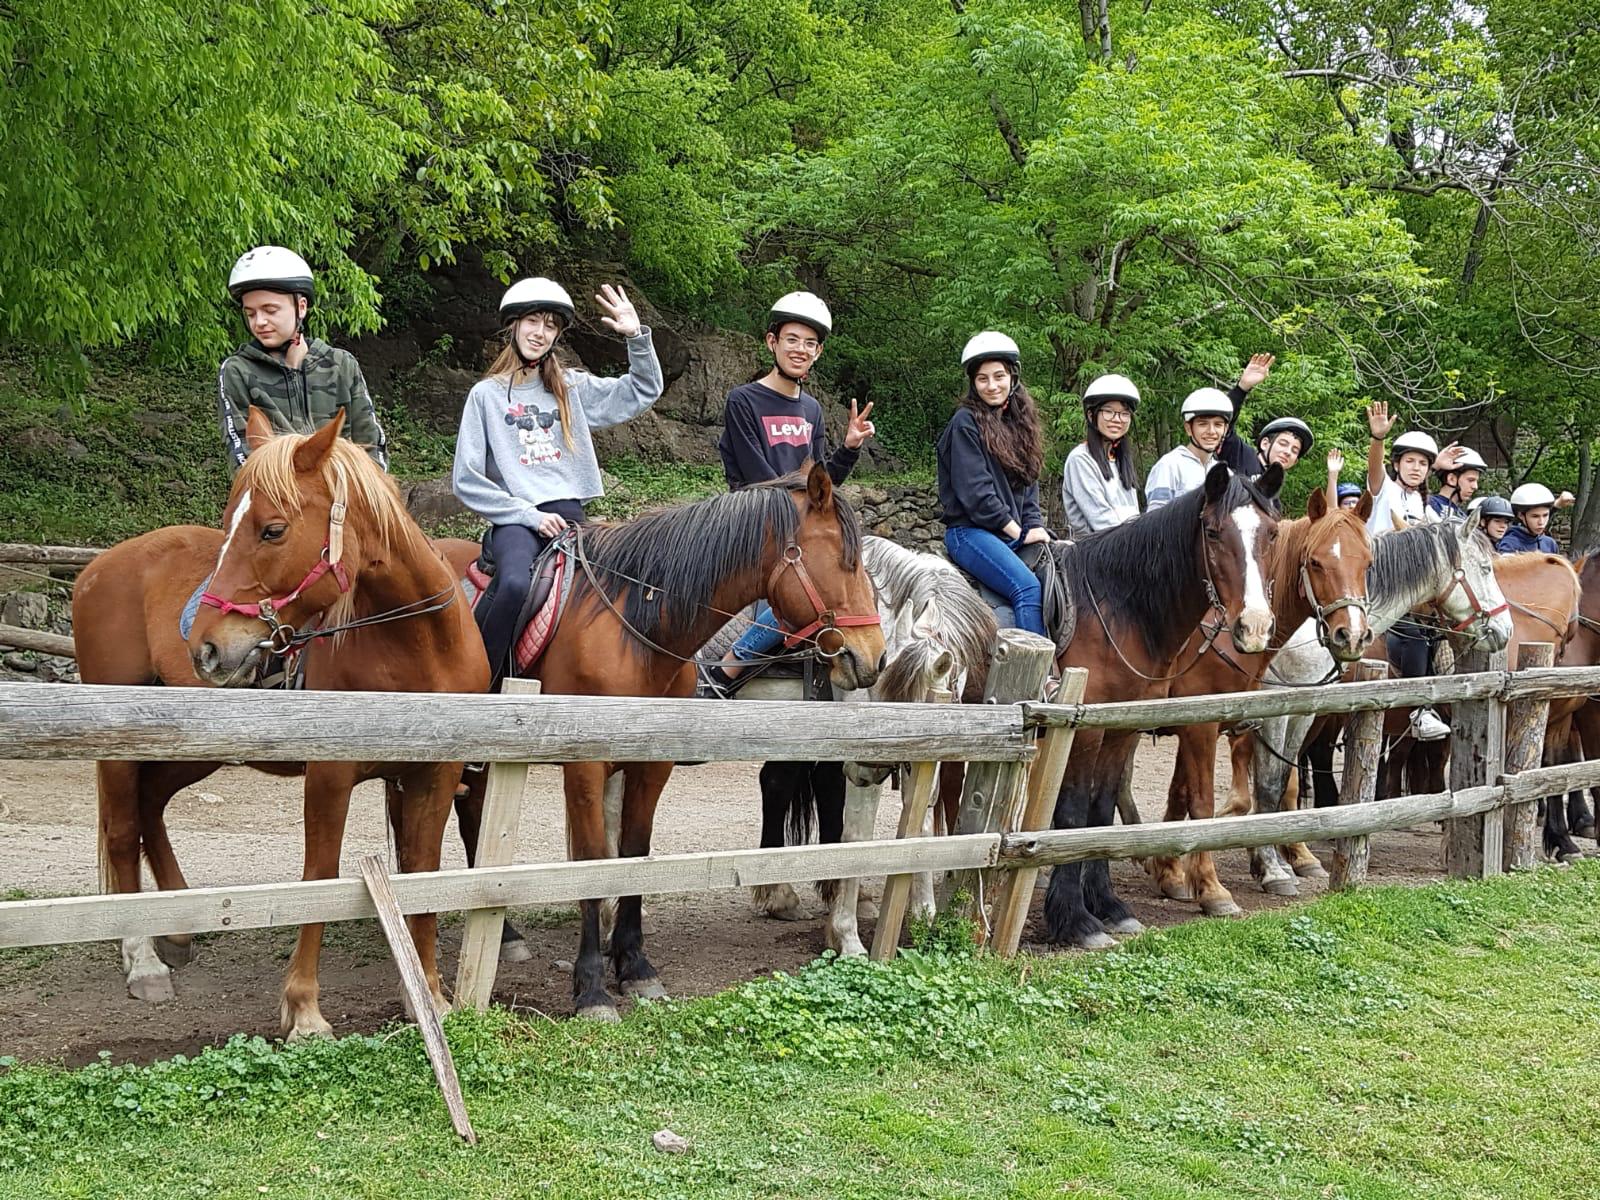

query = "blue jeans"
[
  {"left": 731, "top": 600, "right": 787, "bottom": 661},
  {"left": 945, "top": 525, "right": 1045, "bottom": 637}
]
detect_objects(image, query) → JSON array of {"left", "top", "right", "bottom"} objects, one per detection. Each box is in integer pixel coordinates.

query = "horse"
[
  {"left": 1146, "top": 485, "right": 1375, "bottom": 916},
  {"left": 77, "top": 410, "right": 489, "bottom": 1039},
  {"left": 1240, "top": 516, "right": 1513, "bottom": 892},
  {"left": 453, "top": 463, "right": 885, "bottom": 1020},
  {"left": 1551, "top": 555, "right": 1600, "bottom": 853},
  {"left": 1043, "top": 462, "right": 1285, "bottom": 949}
]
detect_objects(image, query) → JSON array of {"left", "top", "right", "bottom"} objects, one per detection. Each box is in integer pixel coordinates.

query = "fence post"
[
  {"left": 989, "top": 667, "right": 1088, "bottom": 957},
  {"left": 1329, "top": 659, "right": 1387, "bottom": 889},
  {"left": 870, "top": 688, "right": 951, "bottom": 961},
  {"left": 1443, "top": 645, "right": 1508, "bottom": 879},
  {"left": 1503, "top": 641, "right": 1557, "bottom": 871},
  {"left": 951, "top": 629, "right": 1055, "bottom": 941},
  {"left": 454, "top": 678, "right": 540, "bottom": 1011}
]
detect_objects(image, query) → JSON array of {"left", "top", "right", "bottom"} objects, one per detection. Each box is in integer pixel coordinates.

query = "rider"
[
  {"left": 218, "top": 246, "right": 388, "bottom": 473},
  {"left": 1336, "top": 482, "right": 1363, "bottom": 512},
  {"left": 1501, "top": 483, "right": 1574, "bottom": 554},
  {"left": 452, "top": 277, "right": 663, "bottom": 691},
  {"left": 1214, "top": 352, "right": 1315, "bottom": 502},
  {"left": 1060, "top": 374, "right": 1141, "bottom": 537},
  {"left": 704, "top": 291, "right": 876, "bottom": 691},
  {"left": 1428, "top": 447, "right": 1488, "bottom": 518},
  {"left": 1471, "top": 495, "right": 1515, "bottom": 548},
  {"left": 936, "top": 332, "right": 1049, "bottom": 636},
  {"left": 1145, "top": 387, "right": 1234, "bottom": 510}
]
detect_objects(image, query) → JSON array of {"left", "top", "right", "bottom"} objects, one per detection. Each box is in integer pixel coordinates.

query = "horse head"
[
  {"left": 1434, "top": 509, "right": 1512, "bottom": 652},
  {"left": 1199, "top": 462, "right": 1281, "bottom": 655},
  {"left": 767, "top": 464, "right": 886, "bottom": 693},
  {"left": 1295, "top": 484, "right": 1375, "bottom": 661}
]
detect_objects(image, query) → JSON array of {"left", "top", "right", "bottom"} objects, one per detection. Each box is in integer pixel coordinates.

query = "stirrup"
[{"left": 696, "top": 662, "right": 736, "bottom": 699}]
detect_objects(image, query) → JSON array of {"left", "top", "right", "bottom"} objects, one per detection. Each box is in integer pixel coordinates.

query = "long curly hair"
[{"left": 959, "top": 370, "right": 1043, "bottom": 484}]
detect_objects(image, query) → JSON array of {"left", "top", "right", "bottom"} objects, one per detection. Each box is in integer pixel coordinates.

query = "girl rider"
[
  {"left": 1060, "top": 375, "right": 1141, "bottom": 537},
  {"left": 936, "top": 332, "right": 1049, "bottom": 636},
  {"left": 452, "top": 278, "right": 663, "bottom": 692}
]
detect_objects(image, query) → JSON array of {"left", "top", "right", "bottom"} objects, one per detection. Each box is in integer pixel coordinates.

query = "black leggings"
[
  {"left": 478, "top": 500, "right": 586, "bottom": 689},
  {"left": 1385, "top": 616, "right": 1437, "bottom": 680}
]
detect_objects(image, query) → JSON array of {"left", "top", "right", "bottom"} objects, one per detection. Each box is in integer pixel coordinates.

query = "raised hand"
[
  {"left": 1434, "top": 442, "right": 1465, "bottom": 471},
  {"left": 1367, "top": 401, "right": 1395, "bottom": 439},
  {"left": 1238, "top": 353, "right": 1276, "bottom": 392},
  {"left": 844, "top": 398, "right": 876, "bottom": 449},
  {"left": 1558, "top": 490, "right": 1577, "bottom": 509},
  {"left": 595, "top": 283, "right": 641, "bottom": 338},
  {"left": 1327, "top": 448, "right": 1345, "bottom": 476}
]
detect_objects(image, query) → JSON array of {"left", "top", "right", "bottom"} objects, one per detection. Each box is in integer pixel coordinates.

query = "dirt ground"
[{"left": 0, "top": 740, "right": 1475, "bottom": 1067}]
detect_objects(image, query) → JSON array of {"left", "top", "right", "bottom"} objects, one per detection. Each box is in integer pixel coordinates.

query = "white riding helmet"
[
  {"left": 1390, "top": 430, "right": 1439, "bottom": 463},
  {"left": 1438, "top": 446, "right": 1488, "bottom": 476},
  {"left": 961, "top": 331, "right": 1021, "bottom": 373},
  {"left": 1181, "top": 387, "right": 1234, "bottom": 421},
  {"left": 1510, "top": 482, "right": 1556, "bottom": 509},
  {"left": 500, "top": 277, "right": 576, "bottom": 325},
  {"left": 1082, "top": 373, "right": 1141, "bottom": 412},
  {"left": 228, "top": 246, "right": 314, "bottom": 302},
  {"left": 768, "top": 291, "right": 832, "bottom": 340}
]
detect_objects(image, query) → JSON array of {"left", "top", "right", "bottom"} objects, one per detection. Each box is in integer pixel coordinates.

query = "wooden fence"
[{"left": 3, "top": 649, "right": 1599, "bottom": 977}]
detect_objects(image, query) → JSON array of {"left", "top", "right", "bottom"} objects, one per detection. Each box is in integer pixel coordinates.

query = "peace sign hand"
[
  {"left": 844, "top": 398, "right": 876, "bottom": 449},
  {"left": 595, "top": 284, "right": 641, "bottom": 338}
]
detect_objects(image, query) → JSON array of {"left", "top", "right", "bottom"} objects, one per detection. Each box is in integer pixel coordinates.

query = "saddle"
[
  {"left": 463, "top": 529, "right": 574, "bottom": 674},
  {"left": 953, "top": 540, "right": 1077, "bottom": 654}
]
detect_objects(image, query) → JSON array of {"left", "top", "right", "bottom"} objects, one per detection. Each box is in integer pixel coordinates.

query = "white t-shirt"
[{"left": 1366, "top": 474, "right": 1435, "bottom": 536}]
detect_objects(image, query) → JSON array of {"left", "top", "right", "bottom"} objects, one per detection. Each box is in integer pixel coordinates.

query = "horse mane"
[
  {"left": 862, "top": 537, "right": 996, "bottom": 701},
  {"left": 233, "top": 434, "right": 428, "bottom": 634},
  {"left": 1063, "top": 471, "right": 1276, "bottom": 659},
  {"left": 572, "top": 469, "right": 862, "bottom": 646},
  {"left": 1268, "top": 505, "right": 1370, "bottom": 622},
  {"left": 1367, "top": 519, "right": 1462, "bottom": 604}
]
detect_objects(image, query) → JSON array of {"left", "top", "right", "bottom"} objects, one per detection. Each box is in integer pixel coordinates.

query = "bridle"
[
  {"left": 767, "top": 542, "right": 881, "bottom": 657},
  {"left": 1433, "top": 564, "right": 1509, "bottom": 636},
  {"left": 1298, "top": 560, "right": 1369, "bottom": 651}
]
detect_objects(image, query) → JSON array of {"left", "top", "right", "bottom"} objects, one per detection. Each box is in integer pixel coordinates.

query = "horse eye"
[
  {"left": 1204, "top": 527, "right": 1222, "bottom": 541},
  {"left": 261, "top": 524, "right": 288, "bottom": 542}
]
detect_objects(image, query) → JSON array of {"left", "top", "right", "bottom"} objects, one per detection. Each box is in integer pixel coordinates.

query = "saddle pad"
[{"left": 464, "top": 552, "right": 571, "bottom": 673}]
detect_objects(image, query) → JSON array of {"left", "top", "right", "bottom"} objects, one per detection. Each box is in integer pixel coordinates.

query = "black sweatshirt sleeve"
[
  {"left": 1216, "top": 383, "right": 1262, "bottom": 475},
  {"left": 719, "top": 391, "right": 781, "bottom": 490},
  {"left": 945, "top": 414, "right": 1012, "bottom": 531},
  {"left": 810, "top": 414, "right": 860, "bottom": 485},
  {"left": 1020, "top": 480, "right": 1043, "bottom": 532}
]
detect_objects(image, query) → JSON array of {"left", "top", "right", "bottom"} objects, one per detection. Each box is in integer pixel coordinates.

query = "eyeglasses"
[
  {"left": 1097, "top": 407, "right": 1133, "bottom": 421},
  {"left": 779, "top": 335, "right": 821, "bottom": 353}
]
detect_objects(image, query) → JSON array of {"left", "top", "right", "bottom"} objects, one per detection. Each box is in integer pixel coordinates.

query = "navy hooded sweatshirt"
[{"left": 937, "top": 407, "right": 1042, "bottom": 534}]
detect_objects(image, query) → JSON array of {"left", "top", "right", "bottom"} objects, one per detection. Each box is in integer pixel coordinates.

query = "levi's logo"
[{"left": 764, "top": 414, "right": 813, "bottom": 447}]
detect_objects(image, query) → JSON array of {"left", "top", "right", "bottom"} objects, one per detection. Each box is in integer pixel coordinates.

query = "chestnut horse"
[
  {"left": 1044, "top": 463, "right": 1285, "bottom": 948},
  {"left": 457, "top": 463, "right": 885, "bottom": 1020},
  {"left": 76, "top": 410, "right": 488, "bottom": 1038},
  {"left": 1147, "top": 485, "right": 1375, "bottom": 916}
]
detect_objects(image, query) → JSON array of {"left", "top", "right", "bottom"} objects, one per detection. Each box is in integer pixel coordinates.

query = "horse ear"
[
  {"left": 294, "top": 409, "right": 345, "bottom": 474},
  {"left": 1355, "top": 488, "right": 1375, "bottom": 521},
  {"left": 1306, "top": 485, "right": 1328, "bottom": 521},
  {"left": 1462, "top": 505, "right": 1482, "bottom": 537},
  {"left": 1391, "top": 511, "right": 1406, "bottom": 532},
  {"left": 806, "top": 461, "right": 833, "bottom": 510},
  {"left": 1203, "top": 462, "right": 1231, "bottom": 504},
  {"left": 913, "top": 597, "right": 941, "bottom": 639},
  {"left": 1255, "top": 462, "right": 1284, "bottom": 500},
  {"left": 245, "top": 406, "right": 275, "bottom": 453}
]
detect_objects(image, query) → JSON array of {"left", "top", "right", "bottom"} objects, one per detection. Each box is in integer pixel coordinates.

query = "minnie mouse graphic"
[{"left": 504, "top": 403, "right": 561, "bottom": 466}]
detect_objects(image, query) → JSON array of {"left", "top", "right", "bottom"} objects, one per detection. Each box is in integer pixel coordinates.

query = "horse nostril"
[
  {"left": 877, "top": 652, "right": 887, "bottom": 675},
  {"left": 199, "top": 642, "right": 220, "bottom": 673}
]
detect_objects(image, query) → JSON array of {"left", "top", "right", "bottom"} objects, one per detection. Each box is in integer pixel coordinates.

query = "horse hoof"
[
  {"left": 284, "top": 1015, "right": 334, "bottom": 1042},
  {"left": 622, "top": 978, "right": 669, "bottom": 1002},
  {"left": 1262, "top": 877, "right": 1299, "bottom": 897},
  {"left": 859, "top": 901, "right": 880, "bottom": 923},
  {"left": 1574, "top": 824, "right": 1597, "bottom": 841},
  {"left": 1160, "top": 883, "right": 1195, "bottom": 902},
  {"left": 1070, "top": 930, "right": 1116, "bottom": 951},
  {"left": 1292, "top": 861, "right": 1329, "bottom": 880},
  {"left": 1103, "top": 917, "right": 1145, "bottom": 936},
  {"left": 499, "top": 938, "right": 534, "bottom": 964},
  {"left": 1201, "top": 898, "right": 1244, "bottom": 918},
  {"left": 127, "top": 970, "right": 175, "bottom": 1004},
  {"left": 752, "top": 884, "right": 809, "bottom": 922},
  {"left": 155, "top": 936, "right": 196, "bottom": 968},
  {"left": 576, "top": 1003, "right": 621, "bottom": 1023}
]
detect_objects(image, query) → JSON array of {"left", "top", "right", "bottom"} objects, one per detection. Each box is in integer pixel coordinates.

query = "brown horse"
[
  {"left": 1043, "top": 462, "right": 1284, "bottom": 948},
  {"left": 1553, "top": 556, "right": 1600, "bottom": 850},
  {"left": 76, "top": 410, "right": 488, "bottom": 1038},
  {"left": 456, "top": 463, "right": 884, "bottom": 1020},
  {"left": 1148, "top": 486, "right": 1375, "bottom": 916}
]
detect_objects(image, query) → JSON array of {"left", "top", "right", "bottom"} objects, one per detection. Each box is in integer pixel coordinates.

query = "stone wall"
[
  {"left": 845, "top": 481, "right": 945, "bottom": 556},
  {"left": 0, "top": 588, "right": 77, "bottom": 683}
]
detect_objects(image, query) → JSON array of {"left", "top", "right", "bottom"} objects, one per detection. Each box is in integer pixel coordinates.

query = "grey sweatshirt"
[
  {"left": 451, "top": 329, "right": 663, "bottom": 526},
  {"left": 1060, "top": 443, "right": 1141, "bottom": 537}
]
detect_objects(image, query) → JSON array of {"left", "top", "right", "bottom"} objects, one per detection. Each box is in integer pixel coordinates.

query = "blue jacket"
[
  {"left": 937, "top": 408, "right": 1042, "bottom": 534},
  {"left": 1427, "top": 494, "right": 1465, "bottom": 519},
  {"left": 1497, "top": 524, "right": 1560, "bottom": 554}
]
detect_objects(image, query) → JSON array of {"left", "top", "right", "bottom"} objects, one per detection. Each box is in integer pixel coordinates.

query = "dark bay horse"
[
  {"left": 1148, "top": 485, "right": 1375, "bottom": 916},
  {"left": 77, "top": 410, "right": 489, "bottom": 1038},
  {"left": 458, "top": 464, "right": 885, "bottom": 1020},
  {"left": 1044, "top": 462, "right": 1285, "bottom": 949}
]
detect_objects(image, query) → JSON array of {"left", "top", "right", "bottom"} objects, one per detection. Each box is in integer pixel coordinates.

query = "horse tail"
[{"left": 759, "top": 761, "right": 817, "bottom": 847}]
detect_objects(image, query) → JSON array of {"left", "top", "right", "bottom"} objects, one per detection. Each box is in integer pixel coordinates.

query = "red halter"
[
  {"left": 766, "top": 542, "right": 881, "bottom": 652},
  {"left": 199, "top": 498, "right": 351, "bottom": 624}
]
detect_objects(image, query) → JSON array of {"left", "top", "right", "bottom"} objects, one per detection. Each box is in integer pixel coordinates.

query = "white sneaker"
[{"left": 1409, "top": 707, "right": 1449, "bottom": 742}]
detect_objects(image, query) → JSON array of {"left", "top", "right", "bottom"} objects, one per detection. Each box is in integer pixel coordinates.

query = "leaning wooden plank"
[
  {"left": 0, "top": 834, "right": 1004, "bottom": 949},
  {"left": 455, "top": 680, "right": 540, "bottom": 1013},
  {"left": 1329, "top": 659, "right": 1387, "bottom": 889},
  {"left": 0, "top": 685, "right": 1033, "bottom": 764},
  {"left": 867, "top": 759, "right": 941, "bottom": 962},
  {"left": 0, "top": 543, "right": 102, "bottom": 566},
  {"left": 1503, "top": 643, "right": 1557, "bottom": 871},
  {"left": 358, "top": 855, "right": 477, "bottom": 1145},
  {"left": 1444, "top": 647, "right": 1508, "bottom": 879},
  {"left": 0, "top": 623, "right": 75, "bottom": 658}
]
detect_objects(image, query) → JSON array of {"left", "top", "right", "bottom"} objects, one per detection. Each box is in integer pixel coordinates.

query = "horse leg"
[
  {"left": 1043, "top": 734, "right": 1114, "bottom": 949},
  {"left": 1542, "top": 735, "right": 1584, "bottom": 863},
  {"left": 1249, "top": 715, "right": 1304, "bottom": 895},
  {"left": 820, "top": 764, "right": 877, "bottom": 958},
  {"left": 908, "top": 795, "right": 938, "bottom": 921},
  {"left": 1573, "top": 707, "right": 1600, "bottom": 841},
  {"left": 612, "top": 761, "right": 674, "bottom": 1002},
  {"left": 99, "top": 762, "right": 172, "bottom": 1003},
  {"left": 1083, "top": 735, "right": 1143, "bottom": 936},
  {"left": 452, "top": 769, "right": 533, "bottom": 963},
  {"left": 280, "top": 764, "right": 356, "bottom": 1040},
  {"left": 751, "top": 761, "right": 809, "bottom": 921},
  {"left": 1279, "top": 756, "right": 1328, "bottom": 880},
  {"left": 561, "top": 761, "right": 619, "bottom": 1019},
  {"left": 392, "top": 764, "right": 457, "bottom": 1020},
  {"left": 599, "top": 771, "right": 624, "bottom": 952},
  {"left": 129, "top": 760, "right": 221, "bottom": 969},
  {"left": 1147, "top": 737, "right": 1198, "bottom": 904},
  {"left": 1178, "top": 725, "right": 1240, "bottom": 918}
]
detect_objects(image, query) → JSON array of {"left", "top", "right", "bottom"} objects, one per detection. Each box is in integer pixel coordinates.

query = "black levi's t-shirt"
[{"left": 717, "top": 380, "right": 859, "bottom": 489}]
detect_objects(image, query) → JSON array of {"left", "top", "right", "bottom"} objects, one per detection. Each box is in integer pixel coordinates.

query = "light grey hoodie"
[{"left": 451, "top": 329, "right": 663, "bottom": 526}]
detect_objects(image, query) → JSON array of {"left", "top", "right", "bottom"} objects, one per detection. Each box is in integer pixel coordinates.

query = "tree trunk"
[{"left": 1573, "top": 440, "right": 1600, "bottom": 555}]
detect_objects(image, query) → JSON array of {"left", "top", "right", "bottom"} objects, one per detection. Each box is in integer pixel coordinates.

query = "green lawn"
[{"left": 4, "top": 866, "right": 1598, "bottom": 1198}]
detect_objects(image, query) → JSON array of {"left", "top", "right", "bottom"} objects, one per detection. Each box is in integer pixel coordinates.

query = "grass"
[{"left": 4, "top": 866, "right": 1600, "bottom": 1198}]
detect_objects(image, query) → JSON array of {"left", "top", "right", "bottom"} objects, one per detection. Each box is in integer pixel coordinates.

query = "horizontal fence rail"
[{"left": 5, "top": 759, "right": 1598, "bottom": 952}]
